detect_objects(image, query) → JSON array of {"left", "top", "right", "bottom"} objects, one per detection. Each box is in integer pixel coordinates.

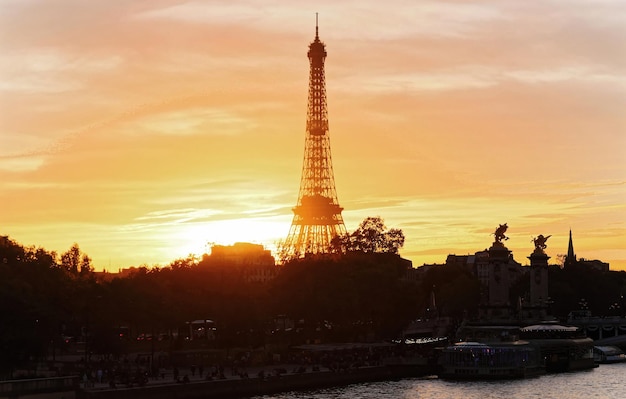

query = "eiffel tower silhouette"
[{"left": 282, "top": 16, "right": 347, "bottom": 258}]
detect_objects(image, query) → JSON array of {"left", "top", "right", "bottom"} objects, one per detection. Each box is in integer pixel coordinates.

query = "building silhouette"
[
  {"left": 202, "top": 242, "right": 276, "bottom": 283},
  {"left": 282, "top": 17, "right": 347, "bottom": 258},
  {"left": 564, "top": 229, "right": 609, "bottom": 271}
]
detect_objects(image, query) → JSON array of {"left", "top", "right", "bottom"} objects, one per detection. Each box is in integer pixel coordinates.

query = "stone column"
[{"left": 529, "top": 250, "right": 549, "bottom": 308}]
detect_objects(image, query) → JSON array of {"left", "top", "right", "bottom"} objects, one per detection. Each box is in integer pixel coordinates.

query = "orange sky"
[{"left": 1, "top": 1, "right": 625, "bottom": 271}]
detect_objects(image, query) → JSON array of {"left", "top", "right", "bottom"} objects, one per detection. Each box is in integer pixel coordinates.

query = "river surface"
[{"left": 252, "top": 363, "right": 626, "bottom": 399}]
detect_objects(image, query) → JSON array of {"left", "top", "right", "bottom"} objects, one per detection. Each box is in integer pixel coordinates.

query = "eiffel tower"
[{"left": 282, "top": 16, "right": 347, "bottom": 258}]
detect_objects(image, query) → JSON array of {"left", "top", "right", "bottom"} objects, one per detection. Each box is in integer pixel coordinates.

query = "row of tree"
[
  {"left": 2, "top": 217, "right": 626, "bottom": 374},
  {"left": 0, "top": 218, "right": 422, "bottom": 373}
]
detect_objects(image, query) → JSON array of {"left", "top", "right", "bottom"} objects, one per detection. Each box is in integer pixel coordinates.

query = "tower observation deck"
[{"left": 282, "top": 17, "right": 347, "bottom": 258}]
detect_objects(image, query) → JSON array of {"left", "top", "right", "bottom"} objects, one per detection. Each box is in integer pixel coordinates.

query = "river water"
[{"left": 253, "top": 363, "right": 626, "bottom": 399}]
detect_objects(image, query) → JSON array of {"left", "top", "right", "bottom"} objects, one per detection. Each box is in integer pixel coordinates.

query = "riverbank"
[
  {"left": 77, "top": 363, "right": 434, "bottom": 399},
  {"left": 242, "top": 363, "right": 625, "bottom": 399}
]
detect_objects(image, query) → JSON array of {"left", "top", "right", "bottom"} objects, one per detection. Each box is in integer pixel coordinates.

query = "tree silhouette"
[
  {"left": 60, "top": 243, "right": 92, "bottom": 276},
  {"left": 331, "top": 216, "right": 405, "bottom": 255}
]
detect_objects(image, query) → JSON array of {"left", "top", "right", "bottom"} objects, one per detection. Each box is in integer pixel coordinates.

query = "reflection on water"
[{"left": 255, "top": 363, "right": 626, "bottom": 399}]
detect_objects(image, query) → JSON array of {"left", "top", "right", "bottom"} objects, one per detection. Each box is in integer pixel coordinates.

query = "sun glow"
[{"left": 170, "top": 217, "right": 290, "bottom": 260}]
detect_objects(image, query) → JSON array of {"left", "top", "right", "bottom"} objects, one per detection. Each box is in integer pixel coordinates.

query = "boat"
[
  {"left": 593, "top": 345, "right": 626, "bottom": 364},
  {"left": 439, "top": 341, "right": 544, "bottom": 379},
  {"left": 519, "top": 324, "right": 596, "bottom": 372},
  {"left": 439, "top": 322, "right": 597, "bottom": 379}
]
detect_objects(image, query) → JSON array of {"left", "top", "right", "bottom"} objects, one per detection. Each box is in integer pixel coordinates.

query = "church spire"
[{"left": 565, "top": 229, "right": 577, "bottom": 267}]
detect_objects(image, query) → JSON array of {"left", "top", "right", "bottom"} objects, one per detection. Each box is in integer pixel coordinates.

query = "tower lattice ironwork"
[{"left": 282, "top": 17, "right": 347, "bottom": 258}]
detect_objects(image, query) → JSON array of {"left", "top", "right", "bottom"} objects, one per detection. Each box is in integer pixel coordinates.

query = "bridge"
[{"left": 567, "top": 314, "right": 626, "bottom": 344}]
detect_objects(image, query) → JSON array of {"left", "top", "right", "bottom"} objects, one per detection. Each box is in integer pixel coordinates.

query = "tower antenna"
[{"left": 315, "top": 13, "right": 319, "bottom": 40}]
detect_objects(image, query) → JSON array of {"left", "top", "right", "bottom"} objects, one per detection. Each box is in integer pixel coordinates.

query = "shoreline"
[{"left": 77, "top": 364, "right": 435, "bottom": 399}]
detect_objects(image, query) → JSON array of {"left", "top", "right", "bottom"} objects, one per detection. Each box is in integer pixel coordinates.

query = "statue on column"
[
  {"left": 532, "top": 234, "right": 551, "bottom": 253},
  {"left": 493, "top": 223, "right": 509, "bottom": 244}
]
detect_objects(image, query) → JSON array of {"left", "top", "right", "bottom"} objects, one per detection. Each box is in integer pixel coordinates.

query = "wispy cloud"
[
  {"left": 0, "top": 155, "right": 45, "bottom": 172},
  {"left": 134, "top": 208, "right": 222, "bottom": 223},
  {"left": 121, "top": 107, "right": 255, "bottom": 137}
]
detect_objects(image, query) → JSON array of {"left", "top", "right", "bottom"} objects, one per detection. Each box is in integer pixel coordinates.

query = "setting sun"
[{"left": 171, "top": 217, "right": 290, "bottom": 260}]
